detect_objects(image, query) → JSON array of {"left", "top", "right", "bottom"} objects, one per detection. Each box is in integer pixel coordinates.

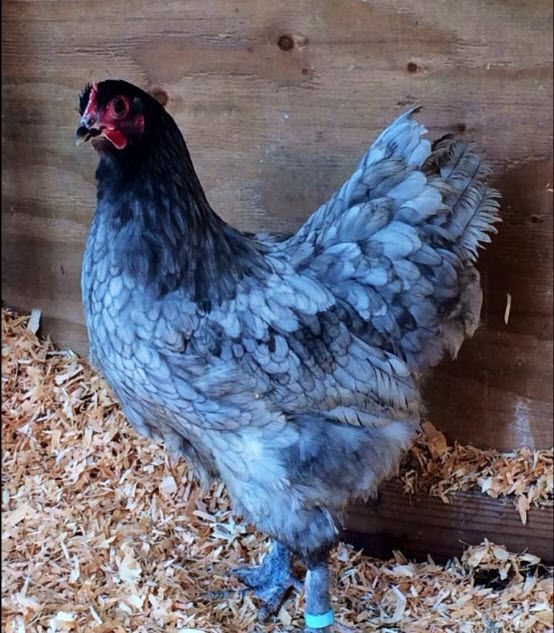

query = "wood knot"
[
  {"left": 456, "top": 122, "right": 467, "bottom": 133},
  {"left": 150, "top": 88, "right": 169, "bottom": 106},
  {"left": 277, "top": 34, "right": 294, "bottom": 51},
  {"left": 406, "top": 61, "right": 418, "bottom": 74}
]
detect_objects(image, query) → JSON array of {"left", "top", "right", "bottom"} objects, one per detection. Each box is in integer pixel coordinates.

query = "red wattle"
[{"left": 102, "top": 128, "right": 127, "bottom": 150}]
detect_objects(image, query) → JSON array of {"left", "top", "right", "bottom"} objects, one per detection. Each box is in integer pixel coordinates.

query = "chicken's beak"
[{"left": 75, "top": 117, "right": 102, "bottom": 146}]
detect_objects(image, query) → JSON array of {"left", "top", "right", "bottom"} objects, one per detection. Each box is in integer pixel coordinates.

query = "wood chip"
[
  {"left": 399, "top": 422, "right": 553, "bottom": 523},
  {"left": 2, "top": 307, "right": 553, "bottom": 632},
  {"left": 504, "top": 292, "right": 512, "bottom": 325},
  {"left": 26, "top": 307, "right": 41, "bottom": 334}
]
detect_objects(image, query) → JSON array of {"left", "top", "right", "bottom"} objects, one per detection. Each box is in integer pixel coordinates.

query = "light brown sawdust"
[
  {"left": 2, "top": 307, "right": 553, "bottom": 632},
  {"left": 398, "top": 421, "right": 553, "bottom": 524}
]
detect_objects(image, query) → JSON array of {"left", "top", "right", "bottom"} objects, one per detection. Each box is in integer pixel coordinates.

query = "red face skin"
[{"left": 82, "top": 83, "right": 145, "bottom": 151}]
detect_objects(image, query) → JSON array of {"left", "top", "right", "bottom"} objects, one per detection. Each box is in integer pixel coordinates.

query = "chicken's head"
[{"left": 76, "top": 80, "right": 147, "bottom": 151}]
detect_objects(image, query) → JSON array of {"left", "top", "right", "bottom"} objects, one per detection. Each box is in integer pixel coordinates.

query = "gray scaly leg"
[
  {"left": 234, "top": 541, "right": 301, "bottom": 621},
  {"left": 304, "top": 560, "right": 334, "bottom": 632},
  {"left": 304, "top": 558, "right": 357, "bottom": 633}
]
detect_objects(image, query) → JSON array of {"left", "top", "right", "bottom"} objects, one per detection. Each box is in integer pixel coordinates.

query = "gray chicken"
[{"left": 76, "top": 80, "right": 500, "bottom": 631}]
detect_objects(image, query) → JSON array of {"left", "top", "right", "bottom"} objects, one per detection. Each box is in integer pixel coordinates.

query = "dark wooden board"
[
  {"left": 424, "top": 159, "right": 554, "bottom": 449},
  {"left": 343, "top": 481, "right": 554, "bottom": 564},
  {"left": 2, "top": 0, "right": 553, "bottom": 449}
]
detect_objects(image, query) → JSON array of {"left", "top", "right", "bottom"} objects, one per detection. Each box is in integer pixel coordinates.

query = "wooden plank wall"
[
  {"left": 345, "top": 481, "right": 554, "bottom": 564},
  {"left": 2, "top": 1, "right": 553, "bottom": 450}
]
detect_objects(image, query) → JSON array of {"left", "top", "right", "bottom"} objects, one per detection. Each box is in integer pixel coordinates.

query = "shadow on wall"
[{"left": 425, "top": 158, "right": 553, "bottom": 450}]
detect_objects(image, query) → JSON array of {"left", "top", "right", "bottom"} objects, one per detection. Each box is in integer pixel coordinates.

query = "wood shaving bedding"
[
  {"left": 399, "top": 422, "right": 553, "bottom": 524},
  {"left": 2, "top": 308, "right": 553, "bottom": 632}
]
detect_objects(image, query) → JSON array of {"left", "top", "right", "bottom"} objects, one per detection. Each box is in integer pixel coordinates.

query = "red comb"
[{"left": 83, "top": 82, "right": 98, "bottom": 119}]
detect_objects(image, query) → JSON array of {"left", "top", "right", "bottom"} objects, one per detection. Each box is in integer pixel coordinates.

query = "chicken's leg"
[
  {"left": 304, "top": 558, "right": 334, "bottom": 632},
  {"left": 234, "top": 540, "right": 300, "bottom": 620},
  {"left": 304, "top": 556, "right": 357, "bottom": 633}
]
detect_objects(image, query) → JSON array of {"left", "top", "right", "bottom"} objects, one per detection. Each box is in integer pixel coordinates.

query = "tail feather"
[
  {"left": 287, "top": 108, "right": 431, "bottom": 247},
  {"left": 425, "top": 139, "right": 501, "bottom": 261},
  {"left": 280, "top": 108, "right": 501, "bottom": 375}
]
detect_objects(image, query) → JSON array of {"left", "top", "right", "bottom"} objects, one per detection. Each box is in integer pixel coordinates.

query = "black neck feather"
[{"left": 95, "top": 109, "right": 268, "bottom": 310}]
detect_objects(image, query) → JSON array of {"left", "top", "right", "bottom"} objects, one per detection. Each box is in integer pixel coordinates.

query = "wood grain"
[
  {"left": 2, "top": 0, "right": 553, "bottom": 449},
  {"left": 344, "top": 481, "right": 554, "bottom": 564}
]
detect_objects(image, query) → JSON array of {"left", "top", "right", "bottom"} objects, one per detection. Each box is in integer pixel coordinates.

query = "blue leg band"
[{"left": 305, "top": 609, "right": 334, "bottom": 629}]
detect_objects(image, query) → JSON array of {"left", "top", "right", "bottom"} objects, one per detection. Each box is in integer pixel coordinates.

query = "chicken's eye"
[{"left": 111, "top": 97, "right": 128, "bottom": 118}]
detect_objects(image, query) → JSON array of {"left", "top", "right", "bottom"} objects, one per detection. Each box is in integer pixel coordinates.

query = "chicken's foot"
[{"left": 233, "top": 541, "right": 301, "bottom": 621}]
